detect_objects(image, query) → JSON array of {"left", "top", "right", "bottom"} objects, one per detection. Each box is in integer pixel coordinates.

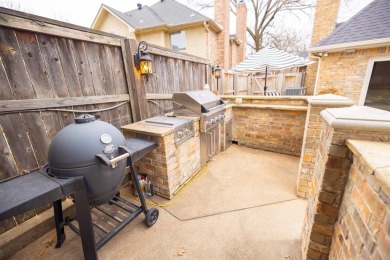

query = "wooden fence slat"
[
  {"left": 127, "top": 39, "right": 148, "bottom": 120},
  {"left": 0, "top": 28, "right": 38, "bottom": 172},
  {"left": 55, "top": 38, "right": 82, "bottom": 126},
  {"left": 98, "top": 44, "right": 121, "bottom": 128},
  {"left": 36, "top": 34, "right": 67, "bottom": 140},
  {"left": 0, "top": 27, "right": 34, "bottom": 99},
  {"left": 71, "top": 41, "right": 96, "bottom": 97},
  {"left": 0, "top": 8, "right": 123, "bottom": 47},
  {"left": 110, "top": 46, "right": 133, "bottom": 126},
  {"left": 56, "top": 38, "right": 83, "bottom": 97},
  {"left": 84, "top": 42, "right": 112, "bottom": 122},
  {"left": 121, "top": 39, "right": 141, "bottom": 122},
  {"left": 0, "top": 114, "right": 37, "bottom": 172},
  {"left": 16, "top": 30, "right": 52, "bottom": 165},
  {"left": 0, "top": 124, "right": 18, "bottom": 180},
  {"left": 16, "top": 31, "right": 53, "bottom": 98}
]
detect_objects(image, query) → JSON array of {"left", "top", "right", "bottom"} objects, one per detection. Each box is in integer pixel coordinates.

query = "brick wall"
[
  {"left": 235, "top": 1, "right": 247, "bottom": 64},
  {"left": 214, "top": 0, "right": 230, "bottom": 69},
  {"left": 330, "top": 141, "right": 390, "bottom": 259},
  {"left": 297, "top": 95, "right": 354, "bottom": 198},
  {"left": 315, "top": 47, "right": 390, "bottom": 103},
  {"left": 232, "top": 106, "right": 306, "bottom": 156},
  {"left": 305, "top": 0, "right": 340, "bottom": 95},
  {"left": 123, "top": 121, "right": 201, "bottom": 199},
  {"left": 301, "top": 106, "right": 390, "bottom": 259}
]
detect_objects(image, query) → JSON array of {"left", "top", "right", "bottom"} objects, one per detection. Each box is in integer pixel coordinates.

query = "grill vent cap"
[{"left": 75, "top": 114, "right": 96, "bottom": 124}]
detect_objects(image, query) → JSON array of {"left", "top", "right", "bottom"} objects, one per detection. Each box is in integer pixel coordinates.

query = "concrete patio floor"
[{"left": 10, "top": 145, "right": 307, "bottom": 259}]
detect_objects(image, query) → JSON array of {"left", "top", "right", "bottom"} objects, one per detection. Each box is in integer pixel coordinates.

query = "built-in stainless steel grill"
[
  {"left": 145, "top": 116, "right": 194, "bottom": 146},
  {"left": 172, "top": 90, "right": 227, "bottom": 166},
  {"left": 172, "top": 90, "right": 226, "bottom": 132}
]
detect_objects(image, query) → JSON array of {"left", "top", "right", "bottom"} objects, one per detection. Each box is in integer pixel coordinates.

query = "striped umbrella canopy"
[{"left": 233, "top": 46, "right": 314, "bottom": 73}]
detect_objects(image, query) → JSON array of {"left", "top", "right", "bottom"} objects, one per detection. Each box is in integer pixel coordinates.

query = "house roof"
[
  {"left": 310, "top": 0, "right": 390, "bottom": 52},
  {"left": 102, "top": 0, "right": 216, "bottom": 31}
]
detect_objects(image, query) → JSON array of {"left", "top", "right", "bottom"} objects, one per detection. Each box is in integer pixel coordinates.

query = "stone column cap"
[
  {"left": 346, "top": 140, "right": 390, "bottom": 198},
  {"left": 321, "top": 105, "right": 390, "bottom": 131},
  {"left": 308, "top": 94, "right": 354, "bottom": 106}
]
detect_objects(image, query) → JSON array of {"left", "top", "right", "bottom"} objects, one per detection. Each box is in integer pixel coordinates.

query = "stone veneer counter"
[
  {"left": 121, "top": 117, "right": 201, "bottom": 199},
  {"left": 346, "top": 140, "right": 390, "bottom": 197},
  {"left": 226, "top": 101, "right": 308, "bottom": 156}
]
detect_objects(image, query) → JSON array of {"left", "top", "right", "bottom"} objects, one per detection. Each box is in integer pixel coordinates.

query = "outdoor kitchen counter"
[
  {"left": 231, "top": 104, "right": 308, "bottom": 111},
  {"left": 121, "top": 116, "right": 201, "bottom": 199},
  {"left": 121, "top": 121, "right": 174, "bottom": 137},
  {"left": 121, "top": 116, "right": 200, "bottom": 137}
]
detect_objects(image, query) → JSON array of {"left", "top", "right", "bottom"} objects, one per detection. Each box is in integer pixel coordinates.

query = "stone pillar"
[
  {"left": 235, "top": 0, "right": 247, "bottom": 64},
  {"left": 301, "top": 106, "right": 390, "bottom": 259},
  {"left": 297, "top": 95, "right": 354, "bottom": 198},
  {"left": 305, "top": 0, "right": 341, "bottom": 95},
  {"left": 214, "top": 0, "right": 230, "bottom": 69}
]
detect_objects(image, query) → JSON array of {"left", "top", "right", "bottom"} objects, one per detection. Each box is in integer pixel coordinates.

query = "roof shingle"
[
  {"left": 316, "top": 0, "right": 390, "bottom": 48},
  {"left": 106, "top": 0, "right": 210, "bottom": 30}
]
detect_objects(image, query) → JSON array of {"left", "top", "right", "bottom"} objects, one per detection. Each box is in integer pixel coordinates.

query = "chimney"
[
  {"left": 310, "top": 0, "right": 341, "bottom": 47},
  {"left": 236, "top": 0, "right": 247, "bottom": 64},
  {"left": 137, "top": 3, "right": 142, "bottom": 10},
  {"left": 214, "top": 0, "right": 230, "bottom": 69},
  {"left": 305, "top": 0, "right": 341, "bottom": 95}
]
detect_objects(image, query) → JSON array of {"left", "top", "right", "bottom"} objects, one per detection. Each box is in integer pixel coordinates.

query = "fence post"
[
  {"left": 233, "top": 73, "right": 238, "bottom": 95},
  {"left": 121, "top": 39, "right": 149, "bottom": 121},
  {"left": 220, "top": 71, "right": 225, "bottom": 95}
]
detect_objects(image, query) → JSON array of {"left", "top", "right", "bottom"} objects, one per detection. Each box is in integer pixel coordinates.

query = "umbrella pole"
[{"left": 264, "top": 66, "right": 268, "bottom": 95}]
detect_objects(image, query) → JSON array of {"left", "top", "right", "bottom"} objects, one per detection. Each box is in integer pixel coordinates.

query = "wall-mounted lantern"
[
  {"left": 212, "top": 61, "right": 222, "bottom": 92},
  {"left": 134, "top": 41, "right": 153, "bottom": 81}
]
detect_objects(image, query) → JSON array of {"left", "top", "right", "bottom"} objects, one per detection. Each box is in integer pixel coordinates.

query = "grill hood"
[
  {"left": 172, "top": 90, "right": 225, "bottom": 114},
  {"left": 48, "top": 114, "right": 128, "bottom": 206},
  {"left": 48, "top": 114, "right": 126, "bottom": 169}
]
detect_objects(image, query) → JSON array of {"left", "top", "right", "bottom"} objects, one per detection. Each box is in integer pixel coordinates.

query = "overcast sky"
[{"left": 0, "top": 0, "right": 374, "bottom": 38}]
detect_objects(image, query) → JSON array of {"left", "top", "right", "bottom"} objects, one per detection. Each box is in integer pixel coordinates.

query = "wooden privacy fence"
[
  {"left": 0, "top": 7, "right": 142, "bottom": 232},
  {"left": 212, "top": 70, "right": 306, "bottom": 96},
  {"left": 142, "top": 46, "right": 210, "bottom": 118},
  {"left": 251, "top": 72, "right": 306, "bottom": 95},
  {"left": 0, "top": 7, "right": 217, "bottom": 233}
]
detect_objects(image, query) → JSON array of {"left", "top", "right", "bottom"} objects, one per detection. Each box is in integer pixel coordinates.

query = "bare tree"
[
  {"left": 264, "top": 27, "right": 308, "bottom": 55},
  {"left": 244, "top": 0, "right": 313, "bottom": 51},
  {"left": 0, "top": 0, "right": 23, "bottom": 11},
  {"left": 189, "top": 0, "right": 314, "bottom": 52}
]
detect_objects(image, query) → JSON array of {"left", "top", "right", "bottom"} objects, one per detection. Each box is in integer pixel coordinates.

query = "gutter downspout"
[
  {"left": 311, "top": 54, "right": 322, "bottom": 95},
  {"left": 204, "top": 21, "right": 212, "bottom": 85}
]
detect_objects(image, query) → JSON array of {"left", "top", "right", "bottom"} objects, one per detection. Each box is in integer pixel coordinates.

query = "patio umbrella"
[{"left": 233, "top": 46, "right": 314, "bottom": 94}]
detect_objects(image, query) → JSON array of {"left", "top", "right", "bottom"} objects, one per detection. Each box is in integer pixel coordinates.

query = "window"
[
  {"left": 170, "top": 31, "right": 186, "bottom": 51},
  {"left": 364, "top": 60, "right": 390, "bottom": 111}
]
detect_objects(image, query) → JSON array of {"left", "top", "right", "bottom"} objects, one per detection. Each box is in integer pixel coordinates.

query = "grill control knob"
[{"left": 177, "top": 131, "right": 183, "bottom": 138}]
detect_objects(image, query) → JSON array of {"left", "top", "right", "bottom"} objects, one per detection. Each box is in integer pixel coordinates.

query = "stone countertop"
[
  {"left": 231, "top": 104, "right": 308, "bottom": 111},
  {"left": 121, "top": 116, "right": 200, "bottom": 137},
  {"left": 122, "top": 121, "right": 173, "bottom": 137},
  {"left": 346, "top": 140, "right": 390, "bottom": 197}
]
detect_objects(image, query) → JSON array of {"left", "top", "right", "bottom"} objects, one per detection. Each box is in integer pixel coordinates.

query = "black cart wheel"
[{"left": 145, "top": 207, "right": 159, "bottom": 227}]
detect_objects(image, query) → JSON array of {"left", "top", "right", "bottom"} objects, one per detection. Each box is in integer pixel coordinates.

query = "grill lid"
[
  {"left": 48, "top": 115, "right": 125, "bottom": 169},
  {"left": 172, "top": 90, "right": 225, "bottom": 114}
]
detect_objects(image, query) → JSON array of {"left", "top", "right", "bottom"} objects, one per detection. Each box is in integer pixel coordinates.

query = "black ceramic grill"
[{"left": 0, "top": 115, "right": 159, "bottom": 260}]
